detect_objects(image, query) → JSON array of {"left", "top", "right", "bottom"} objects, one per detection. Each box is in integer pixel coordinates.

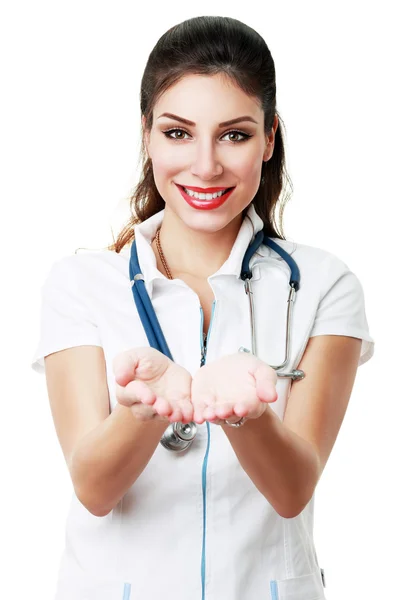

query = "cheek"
[
  {"left": 152, "top": 150, "right": 185, "bottom": 179},
  {"left": 229, "top": 146, "right": 263, "bottom": 176},
  {"left": 151, "top": 155, "right": 180, "bottom": 192},
  {"left": 152, "top": 155, "right": 176, "bottom": 174},
  {"left": 234, "top": 159, "right": 263, "bottom": 194}
]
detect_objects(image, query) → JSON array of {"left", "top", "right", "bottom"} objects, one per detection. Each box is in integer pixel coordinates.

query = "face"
[{"left": 143, "top": 73, "right": 278, "bottom": 235}]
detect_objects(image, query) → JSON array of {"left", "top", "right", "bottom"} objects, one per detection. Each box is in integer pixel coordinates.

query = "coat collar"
[{"left": 126, "top": 203, "right": 265, "bottom": 291}]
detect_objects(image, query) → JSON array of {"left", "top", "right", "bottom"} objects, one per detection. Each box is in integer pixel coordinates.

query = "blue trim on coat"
[
  {"left": 201, "top": 422, "right": 211, "bottom": 599},
  {"left": 270, "top": 580, "right": 279, "bottom": 600},
  {"left": 200, "top": 300, "right": 216, "bottom": 599}
]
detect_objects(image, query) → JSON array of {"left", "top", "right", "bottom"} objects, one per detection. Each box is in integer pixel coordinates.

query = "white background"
[{"left": 1, "top": 1, "right": 398, "bottom": 599}]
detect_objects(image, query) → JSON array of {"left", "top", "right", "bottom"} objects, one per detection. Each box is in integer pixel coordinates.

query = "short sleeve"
[
  {"left": 30, "top": 257, "right": 103, "bottom": 375},
  {"left": 309, "top": 253, "right": 374, "bottom": 366}
]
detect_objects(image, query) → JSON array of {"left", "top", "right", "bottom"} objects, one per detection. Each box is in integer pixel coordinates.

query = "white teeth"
[{"left": 183, "top": 187, "right": 227, "bottom": 200}]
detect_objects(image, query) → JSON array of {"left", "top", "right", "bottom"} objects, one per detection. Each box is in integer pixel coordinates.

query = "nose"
[{"left": 190, "top": 140, "right": 223, "bottom": 181}]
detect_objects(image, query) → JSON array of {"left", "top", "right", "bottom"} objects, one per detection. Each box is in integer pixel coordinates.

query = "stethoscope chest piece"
[{"left": 160, "top": 421, "right": 198, "bottom": 452}]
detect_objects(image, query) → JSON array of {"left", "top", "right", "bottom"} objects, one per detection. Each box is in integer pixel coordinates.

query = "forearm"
[
  {"left": 69, "top": 404, "right": 169, "bottom": 517},
  {"left": 221, "top": 407, "right": 320, "bottom": 518}
]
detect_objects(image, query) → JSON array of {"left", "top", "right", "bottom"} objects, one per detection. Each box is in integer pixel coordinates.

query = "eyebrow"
[{"left": 157, "top": 112, "right": 258, "bottom": 127}]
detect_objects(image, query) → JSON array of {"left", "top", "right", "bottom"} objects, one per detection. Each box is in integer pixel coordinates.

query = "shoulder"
[
  {"left": 44, "top": 248, "right": 130, "bottom": 287},
  {"left": 261, "top": 238, "right": 374, "bottom": 365},
  {"left": 260, "top": 238, "right": 356, "bottom": 291},
  {"left": 265, "top": 238, "right": 350, "bottom": 270}
]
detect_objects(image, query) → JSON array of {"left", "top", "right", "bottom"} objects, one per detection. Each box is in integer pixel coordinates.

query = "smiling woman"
[{"left": 30, "top": 14, "right": 374, "bottom": 600}]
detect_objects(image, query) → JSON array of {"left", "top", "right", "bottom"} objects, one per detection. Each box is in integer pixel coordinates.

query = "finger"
[
  {"left": 203, "top": 405, "right": 219, "bottom": 421},
  {"left": 113, "top": 349, "right": 142, "bottom": 385},
  {"left": 178, "top": 398, "right": 194, "bottom": 424},
  {"left": 192, "top": 399, "right": 207, "bottom": 425},
  {"left": 164, "top": 388, "right": 194, "bottom": 423},
  {"left": 169, "top": 410, "right": 183, "bottom": 424},
  {"left": 214, "top": 403, "right": 236, "bottom": 420},
  {"left": 233, "top": 398, "right": 268, "bottom": 420},
  {"left": 157, "top": 400, "right": 193, "bottom": 424},
  {"left": 153, "top": 396, "right": 174, "bottom": 418},
  {"left": 194, "top": 391, "right": 218, "bottom": 423},
  {"left": 202, "top": 407, "right": 215, "bottom": 421},
  {"left": 231, "top": 402, "right": 250, "bottom": 418},
  {"left": 130, "top": 403, "right": 158, "bottom": 421},
  {"left": 113, "top": 347, "right": 165, "bottom": 385},
  {"left": 117, "top": 380, "right": 155, "bottom": 407},
  {"left": 154, "top": 398, "right": 189, "bottom": 424}
]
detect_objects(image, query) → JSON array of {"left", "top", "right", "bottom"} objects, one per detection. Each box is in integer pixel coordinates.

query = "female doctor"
[{"left": 32, "top": 15, "right": 374, "bottom": 600}]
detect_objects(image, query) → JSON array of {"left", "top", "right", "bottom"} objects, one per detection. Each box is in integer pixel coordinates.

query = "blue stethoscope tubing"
[
  {"left": 128, "top": 230, "right": 304, "bottom": 451},
  {"left": 129, "top": 230, "right": 301, "bottom": 368}
]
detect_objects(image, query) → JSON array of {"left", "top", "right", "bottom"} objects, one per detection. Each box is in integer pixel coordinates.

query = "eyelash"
[{"left": 162, "top": 128, "right": 253, "bottom": 144}]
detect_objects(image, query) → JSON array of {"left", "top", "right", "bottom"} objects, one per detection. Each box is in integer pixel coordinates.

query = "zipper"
[
  {"left": 200, "top": 331, "right": 208, "bottom": 367},
  {"left": 200, "top": 332, "right": 206, "bottom": 366},
  {"left": 200, "top": 300, "right": 216, "bottom": 365},
  {"left": 199, "top": 300, "right": 216, "bottom": 600}
]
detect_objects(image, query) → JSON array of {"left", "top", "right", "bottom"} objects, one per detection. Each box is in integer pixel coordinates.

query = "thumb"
[
  {"left": 252, "top": 363, "right": 278, "bottom": 403},
  {"left": 113, "top": 347, "right": 145, "bottom": 386}
]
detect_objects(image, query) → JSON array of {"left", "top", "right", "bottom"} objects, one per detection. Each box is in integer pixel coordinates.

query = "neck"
[{"left": 152, "top": 207, "right": 245, "bottom": 281}]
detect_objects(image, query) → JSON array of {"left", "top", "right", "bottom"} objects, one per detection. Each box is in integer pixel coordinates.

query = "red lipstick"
[
  {"left": 175, "top": 184, "right": 235, "bottom": 211},
  {"left": 180, "top": 185, "right": 231, "bottom": 193}
]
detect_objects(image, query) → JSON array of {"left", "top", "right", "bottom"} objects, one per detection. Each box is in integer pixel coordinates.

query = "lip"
[
  {"left": 176, "top": 183, "right": 235, "bottom": 210},
  {"left": 178, "top": 184, "right": 233, "bottom": 193}
]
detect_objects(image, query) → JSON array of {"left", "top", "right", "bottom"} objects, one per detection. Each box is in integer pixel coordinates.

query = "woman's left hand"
[{"left": 191, "top": 352, "right": 278, "bottom": 425}]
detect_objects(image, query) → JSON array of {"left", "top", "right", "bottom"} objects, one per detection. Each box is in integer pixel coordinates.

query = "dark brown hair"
[{"left": 106, "top": 15, "right": 292, "bottom": 254}]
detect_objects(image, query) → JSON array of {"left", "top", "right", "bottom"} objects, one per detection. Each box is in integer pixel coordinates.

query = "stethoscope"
[{"left": 129, "top": 229, "right": 305, "bottom": 452}]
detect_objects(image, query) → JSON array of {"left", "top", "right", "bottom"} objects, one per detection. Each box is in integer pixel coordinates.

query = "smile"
[
  {"left": 175, "top": 184, "right": 235, "bottom": 210},
  {"left": 182, "top": 187, "right": 232, "bottom": 199}
]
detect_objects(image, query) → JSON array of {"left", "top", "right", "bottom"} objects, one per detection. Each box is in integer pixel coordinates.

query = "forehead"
[{"left": 154, "top": 73, "right": 262, "bottom": 120}]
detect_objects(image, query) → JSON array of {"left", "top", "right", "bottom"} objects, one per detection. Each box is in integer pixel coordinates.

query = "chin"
[{"left": 173, "top": 205, "right": 243, "bottom": 235}]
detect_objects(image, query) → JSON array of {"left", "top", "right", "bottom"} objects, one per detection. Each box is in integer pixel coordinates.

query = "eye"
[
  {"left": 162, "top": 128, "right": 252, "bottom": 144},
  {"left": 162, "top": 128, "right": 190, "bottom": 141},
  {"left": 222, "top": 130, "right": 252, "bottom": 143}
]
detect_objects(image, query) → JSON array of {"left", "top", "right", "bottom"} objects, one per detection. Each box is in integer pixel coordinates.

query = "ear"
[{"left": 263, "top": 114, "right": 279, "bottom": 162}]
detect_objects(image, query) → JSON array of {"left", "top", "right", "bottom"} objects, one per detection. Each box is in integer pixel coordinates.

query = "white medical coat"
[{"left": 31, "top": 203, "right": 374, "bottom": 600}]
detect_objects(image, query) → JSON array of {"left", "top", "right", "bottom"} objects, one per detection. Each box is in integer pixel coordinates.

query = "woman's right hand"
[{"left": 113, "top": 347, "right": 193, "bottom": 423}]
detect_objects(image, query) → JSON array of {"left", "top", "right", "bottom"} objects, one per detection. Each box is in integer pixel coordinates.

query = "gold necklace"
[
  {"left": 155, "top": 228, "right": 173, "bottom": 280},
  {"left": 157, "top": 228, "right": 208, "bottom": 341}
]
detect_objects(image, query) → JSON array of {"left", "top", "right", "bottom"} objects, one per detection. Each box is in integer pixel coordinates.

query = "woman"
[{"left": 31, "top": 15, "right": 374, "bottom": 600}]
